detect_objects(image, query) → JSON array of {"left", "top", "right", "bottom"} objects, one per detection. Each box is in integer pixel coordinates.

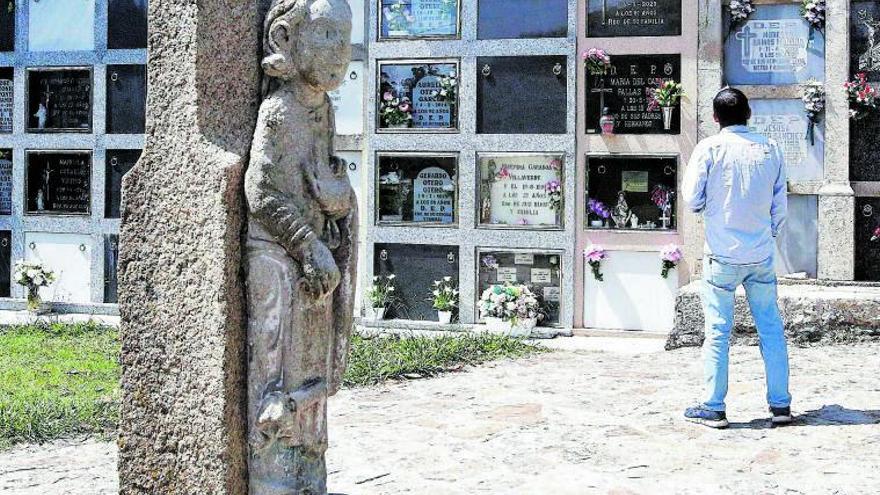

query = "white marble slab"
[{"left": 25, "top": 232, "right": 92, "bottom": 304}]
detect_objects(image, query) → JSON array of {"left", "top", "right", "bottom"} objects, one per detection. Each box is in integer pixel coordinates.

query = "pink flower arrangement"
[
  {"left": 549, "top": 158, "right": 563, "bottom": 170},
  {"left": 584, "top": 245, "right": 607, "bottom": 281},
  {"left": 517, "top": 218, "right": 529, "bottom": 225},
  {"left": 496, "top": 167, "right": 511, "bottom": 180},
  {"left": 872, "top": 226, "right": 880, "bottom": 242},
  {"left": 845, "top": 73, "right": 878, "bottom": 120},
  {"left": 659, "top": 244, "right": 683, "bottom": 279},
  {"left": 546, "top": 179, "right": 563, "bottom": 212},
  {"left": 583, "top": 48, "right": 611, "bottom": 76}
]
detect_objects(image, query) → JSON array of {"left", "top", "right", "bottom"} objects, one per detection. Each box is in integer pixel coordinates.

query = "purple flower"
[
  {"left": 383, "top": 91, "right": 394, "bottom": 101},
  {"left": 545, "top": 180, "right": 561, "bottom": 193},
  {"left": 872, "top": 226, "right": 880, "bottom": 242},
  {"left": 584, "top": 245, "right": 607, "bottom": 263},
  {"left": 588, "top": 198, "right": 610, "bottom": 219},
  {"left": 660, "top": 244, "right": 683, "bottom": 263}
]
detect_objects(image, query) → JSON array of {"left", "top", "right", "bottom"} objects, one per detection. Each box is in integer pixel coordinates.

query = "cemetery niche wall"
[
  {"left": 478, "top": 153, "right": 564, "bottom": 229},
  {"left": 28, "top": 0, "right": 95, "bottom": 52},
  {"left": 855, "top": 198, "right": 880, "bottom": 282},
  {"left": 585, "top": 0, "right": 682, "bottom": 38},
  {"left": 478, "top": 249, "right": 563, "bottom": 325},
  {"left": 0, "top": 0, "right": 13, "bottom": 52},
  {"left": 374, "top": 243, "right": 459, "bottom": 320},
  {"left": 586, "top": 155, "right": 677, "bottom": 231},
  {"left": 0, "top": 231, "right": 9, "bottom": 298},
  {"left": 108, "top": 0, "right": 148, "bottom": 49},
  {"left": 106, "top": 65, "right": 147, "bottom": 134},
  {"left": 376, "top": 153, "right": 457, "bottom": 225},
  {"left": 379, "top": 0, "right": 460, "bottom": 39},
  {"left": 0, "top": 67, "right": 12, "bottom": 133},
  {"left": 105, "top": 150, "right": 141, "bottom": 218},
  {"left": 585, "top": 54, "right": 681, "bottom": 135},
  {"left": 377, "top": 60, "right": 458, "bottom": 131},
  {"left": 26, "top": 67, "right": 93, "bottom": 133},
  {"left": 749, "top": 99, "right": 824, "bottom": 183},
  {"left": 477, "top": 0, "right": 568, "bottom": 40},
  {"left": 0, "top": 149, "right": 11, "bottom": 215},
  {"left": 850, "top": 3, "right": 880, "bottom": 182},
  {"left": 25, "top": 150, "right": 91, "bottom": 215}
]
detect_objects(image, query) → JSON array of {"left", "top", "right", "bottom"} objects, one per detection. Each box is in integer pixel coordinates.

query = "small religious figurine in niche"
[
  {"left": 33, "top": 103, "right": 47, "bottom": 129},
  {"left": 243, "top": 1, "right": 355, "bottom": 494},
  {"left": 611, "top": 191, "right": 632, "bottom": 229}
]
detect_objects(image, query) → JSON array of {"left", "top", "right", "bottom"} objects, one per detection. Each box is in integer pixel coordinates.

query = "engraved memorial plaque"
[
  {"left": 586, "top": 155, "right": 677, "bottom": 230},
  {"left": 377, "top": 153, "right": 457, "bottom": 225},
  {"left": 724, "top": 4, "right": 825, "bottom": 85},
  {"left": 379, "top": 0, "right": 460, "bottom": 39},
  {"left": 374, "top": 243, "right": 459, "bottom": 320},
  {"left": 26, "top": 150, "right": 91, "bottom": 215},
  {"left": 477, "top": 56, "right": 567, "bottom": 134},
  {"left": 107, "top": 65, "right": 147, "bottom": 134},
  {"left": 0, "top": 230, "right": 9, "bottom": 297},
  {"left": 329, "top": 62, "right": 364, "bottom": 135},
  {"left": 477, "top": 153, "right": 564, "bottom": 228},
  {"left": 477, "top": 0, "right": 567, "bottom": 40},
  {"left": 0, "top": 0, "right": 13, "bottom": 52},
  {"left": 0, "top": 149, "right": 12, "bottom": 215},
  {"left": 748, "top": 99, "right": 823, "bottom": 182},
  {"left": 104, "top": 234, "right": 119, "bottom": 303},
  {"left": 377, "top": 60, "right": 458, "bottom": 131},
  {"left": 586, "top": 54, "right": 680, "bottom": 134},
  {"left": 478, "top": 249, "right": 563, "bottom": 325},
  {"left": 108, "top": 0, "right": 148, "bottom": 49},
  {"left": 855, "top": 198, "right": 880, "bottom": 281},
  {"left": 0, "top": 67, "right": 12, "bottom": 133},
  {"left": 27, "top": 68, "right": 92, "bottom": 133},
  {"left": 105, "top": 149, "right": 141, "bottom": 218},
  {"left": 586, "top": 0, "right": 682, "bottom": 38},
  {"left": 29, "top": 0, "right": 95, "bottom": 51},
  {"left": 851, "top": 3, "right": 880, "bottom": 81}
]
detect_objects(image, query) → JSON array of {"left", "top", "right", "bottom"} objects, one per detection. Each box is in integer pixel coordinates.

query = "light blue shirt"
[{"left": 683, "top": 125, "right": 788, "bottom": 265}]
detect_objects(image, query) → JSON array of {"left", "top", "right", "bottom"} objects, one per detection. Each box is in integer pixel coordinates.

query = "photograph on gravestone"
[
  {"left": 0, "top": 230, "right": 9, "bottom": 297},
  {"left": 108, "top": 0, "right": 148, "bottom": 49},
  {"left": 376, "top": 153, "right": 457, "bottom": 225},
  {"left": 377, "top": 60, "right": 458, "bottom": 132},
  {"left": 105, "top": 149, "right": 141, "bottom": 218},
  {"left": 774, "top": 195, "right": 818, "bottom": 279},
  {"left": 374, "top": 243, "right": 459, "bottom": 320},
  {"left": 749, "top": 99, "right": 823, "bottom": 182},
  {"left": 477, "top": 153, "right": 564, "bottom": 229},
  {"left": 855, "top": 197, "right": 880, "bottom": 282},
  {"left": 104, "top": 234, "right": 118, "bottom": 303},
  {"left": 0, "top": 67, "right": 12, "bottom": 133},
  {"left": 329, "top": 62, "right": 364, "bottom": 135},
  {"left": 585, "top": 54, "right": 681, "bottom": 135},
  {"left": 28, "top": 0, "right": 95, "bottom": 51},
  {"left": 477, "top": 0, "right": 567, "bottom": 40},
  {"left": 0, "top": 149, "right": 11, "bottom": 215},
  {"left": 107, "top": 65, "right": 147, "bottom": 134},
  {"left": 0, "top": 0, "right": 13, "bottom": 52},
  {"left": 477, "top": 249, "right": 563, "bottom": 325},
  {"left": 379, "top": 0, "right": 460, "bottom": 39},
  {"left": 851, "top": 2, "right": 880, "bottom": 82},
  {"left": 586, "top": 155, "right": 677, "bottom": 230},
  {"left": 724, "top": 4, "right": 825, "bottom": 86},
  {"left": 586, "top": 0, "right": 682, "bottom": 38},
  {"left": 25, "top": 150, "right": 91, "bottom": 215},
  {"left": 477, "top": 55, "right": 568, "bottom": 135},
  {"left": 26, "top": 67, "right": 93, "bottom": 133}
]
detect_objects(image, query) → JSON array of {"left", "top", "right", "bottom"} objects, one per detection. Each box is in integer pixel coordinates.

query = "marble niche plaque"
[
  {"left": 748, "top": 99, "right": 823, "bottom": 182},
  {"left": 379, "top": 0, "right": 460, "bottom": 39},
  {"left": 0, "top": 0, "right": 13, "bottom": 51},
  {"left": 104, "top": 234, "right": 119, "bottom": 303},
  {"left": 774, "top": 195, "right": 818, "bottom": 279},
  {"left": 378, "top": 60, "right": 458, "bottom": 131},
  {"left": 0, "top": 149, "right": 11, "bottom": 215},
  {"left": 107, "top": 65, "right": 147, "bottom": 134},
  {"left": 0, "top": 230, "right": 9, "bottom": 297},
  {"left": 478, "top": 153, "right": 563, "bottom": 229},
  {"left": 585, "top": 54, "right": 681, "bottom": 134},
  {"left": 374, "top": 243, "right": 459, "bottom": 320},
  {"left": 0, "top": 67, "right": 12, "bottom": 133},
  {"left": 336, "top": 151, "right": 363, "bottom": 214},
  {"left": 586, "top": 0, "right": 682, "bottom": 38},
  {"left": 25, "top": 232, "right": 92, "bottom": 303},
  {"left": 377, "top": 153, "right": 456, "bottom": 225},
  {"left": 105, "top": 149, "right": 141, "bottom": 218},
  {"left": 108, "top": 0, "right": 148, "bottom": 49},
  {"left": 478, "top": 249, "right": 563, "bottom": 325},
  {"left": 855, "top": 198, "right": 880, "bottom": 282},
  {"left": 478, "top": 0, "right": 567, "bottom": 40},
  {"left": 851, "top": 3, "right": 880, "bottom": 82},
  {"left": 26, "top": 151, "right": 91, "bottom": 215},
  {"left": 724, "top": 4, "right": 825, "bottom": 85},
  {"left": 477, "top": 56, "right": 568, "bottom": 134},
  {"left": 348, "top": 0, "right": 365, "bottom": 44},
  {"left": 329, "top": 62, "right": 364, "bottom": 135},
  {"left": 27, "top": 68, "right": 93, "bottom": 133},
  {"left": 586, "top": 155, "right": 678, "bottom": 230},
  {"left": 28, "top": 0, "right": 95, "bottom": 51}
]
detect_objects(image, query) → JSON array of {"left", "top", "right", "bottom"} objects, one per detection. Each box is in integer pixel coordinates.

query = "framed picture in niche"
[
  {"left": 586, "top": 155, "right": 678, "bottom": 231},
  {"left": 374, "top": 243, "right": 459, "bottom": 320},
  {"left": 105, "top": 149, "right": 141, "bottom": 218},
  {"left": 0, "top": 149, "right": 11, "bottom": 215},
  {"left": 376, "top": 152, "right": 457, "bottom": 226},
  {"left": 108, "top": 0, "right": 148, "bottom": 49},
  {"left": 0, "top": 68, "right": 11, "bottom": 134},
  {"left": 377, "top": 60, "right": 459, "bottom": 132},
  {"left": 586, "top": 0, "right": 682, "bottom": 38},
  {"left": 477, "top": 248, "right": 563, "bottom": 326},
  {"left": 106, "top": 64, "right": 147, "bottom": 134},
  {"left": 477, "top": 0, "right": 567, "bottom": 40},
  {"left": 28, "top": 0, "right": 95, "bottom": 51},
  {"left": 0, "top": 0, "right": 13, "bottom": 52},
  {"left": 26, "top": 67, "right": 93, "bottom": 133},
  {"left": 477, "top": 153, "right": 564, "bottom": 229},
  {"left": 378, "top": 0, "right": 460, "bottom": 40},
  {"left": 25, "top": 150, "right": 91, "bottom": 215}
]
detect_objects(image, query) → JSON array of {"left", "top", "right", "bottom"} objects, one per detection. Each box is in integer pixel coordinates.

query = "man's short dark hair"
[{"left": 713, "top": 88, "right": 751, "bottom": 127}]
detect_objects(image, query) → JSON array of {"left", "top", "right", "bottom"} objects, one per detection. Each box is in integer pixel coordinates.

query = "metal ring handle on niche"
[
  {"left": 111, "top": 72, "right": 119, "bottom": 82},
  {"left": 79, "top": 244, "right": 87, "bottom": 252},
  {"left": 864, "top": 205, "right": 874, "bottom": 217},
  {"left": 481, "top": 64, "right": 491, "bottom": 77},
  {"left": 0, "top": 238, "right": 7, "bottom": 248},
  {"left": 379, "top": 249, "right": 388, "bottom": 261},
  {"left": 552, "top": 63, "right": 563, "bottom": 77},
  {"left": 110, "top": 156, "right": 119, "bottom": 168},
  {"left": 664, "top": 165, "right": 675, "bottom": 176},
  {"left": 597, "top": 165, "right": 607, "bottom": 175},
  {"left": 349, "top": 71, "right": 358, "bottom": 80},
  {"left": 347, "top": 160, "right": 357, "bottom": 171},
  {"left": 447, "top": 252, "right": 455, "bottom": 264},
  {"left": 29, "top": 242, "right": 36, "bottom": 250}
]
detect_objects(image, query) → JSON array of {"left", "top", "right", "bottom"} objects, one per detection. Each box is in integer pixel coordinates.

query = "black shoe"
[
  {"left": 770, "top": 406, "right": 793, "bottom": 425},
  {"left": 684, "top": 404, "right": 729, "bottom": 429}
]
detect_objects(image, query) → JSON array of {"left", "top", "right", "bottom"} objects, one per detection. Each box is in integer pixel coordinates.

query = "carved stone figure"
[
  {"left": 244, "top": 0, "right": 355, "bottom": 493},
  {"left": 611, "top": 191, "right": 632, "bottom": 229}
]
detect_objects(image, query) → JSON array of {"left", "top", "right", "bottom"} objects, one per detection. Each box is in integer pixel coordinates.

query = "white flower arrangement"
[
  {"left": 365, "top": 274, "right": 396, "bottom": 309},
  {"left": 801, "top": 0, "right": 825, "bottom": 32},
  {"left": 729, "top": 0, "right": 755, "bottom": 29},
  {"left": 802, "top": 80, "right": 825, "bottom": 145},
  {"left": 478, "top": 284, "right": 544, "bottom": 323},
  {"left": 14, "top": 260, "right": 55, "bottom": 290},
  {"left": 430, "top": 276, "right": 458, "bottom": 312}
]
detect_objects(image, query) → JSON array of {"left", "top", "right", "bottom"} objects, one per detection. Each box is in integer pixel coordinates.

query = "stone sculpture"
[
  {"left": 611, "top": 191, "right": 632, "bottom": 229},
  {"left": 244, "top": 0, "right": 355, "bottom": 493}
]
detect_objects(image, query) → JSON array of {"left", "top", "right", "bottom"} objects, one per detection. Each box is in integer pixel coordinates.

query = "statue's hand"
[{"left": 298, "top": 238, "right": 341, "bottom": 298}]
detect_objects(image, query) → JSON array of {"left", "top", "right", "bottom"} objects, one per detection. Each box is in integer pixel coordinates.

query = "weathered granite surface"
[
  {"left": 667, "top": 280, "right": 880, "bottom": 350},
  {"left": 117, "top": 0, "right": 265, "bottom": 493}
]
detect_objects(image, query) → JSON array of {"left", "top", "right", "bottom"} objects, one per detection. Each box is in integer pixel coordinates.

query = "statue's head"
[{"left": 262, "top": 0, "right": 352, "bottom": 92}]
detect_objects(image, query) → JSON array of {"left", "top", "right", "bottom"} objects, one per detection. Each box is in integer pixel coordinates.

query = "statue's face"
[{"left": 294, "top": 0, "right": 352, "bottom": 92}]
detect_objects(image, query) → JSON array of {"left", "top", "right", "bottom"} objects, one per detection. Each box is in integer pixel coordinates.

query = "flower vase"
[
  {"left": 509, "top": 318, "right": 537, "bottom": 338},
  {"left": 437, "top": 311, "right": 453, "bottom": 324},
  {"left": 369, "top": 307, "right": 386, "bottom": 320},
  {"left": 590, "top": 219, "right": 604, "bottom": 228},
  {"left": 662, "top": 105, "right": 675, "bottom": 131},
  {"left": 26, "top": 286, "right": 48, "bottom": 314},
  {"left": 484, "top": 317, "right": 512, "bottom": 335}
]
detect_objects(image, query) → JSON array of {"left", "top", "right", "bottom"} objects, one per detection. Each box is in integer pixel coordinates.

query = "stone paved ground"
[{"left": 2, "top": 338, "right": 879, "bottom": 494}]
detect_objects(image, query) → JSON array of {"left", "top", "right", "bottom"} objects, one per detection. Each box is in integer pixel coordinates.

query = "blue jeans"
[{"left": 701, "top": 256, "right": 791, "bottom": 412}]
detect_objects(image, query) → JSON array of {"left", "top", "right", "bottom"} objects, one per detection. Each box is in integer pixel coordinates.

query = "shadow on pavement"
[{"left": 728, "top": 404, "right": 880, "bottom": 430}]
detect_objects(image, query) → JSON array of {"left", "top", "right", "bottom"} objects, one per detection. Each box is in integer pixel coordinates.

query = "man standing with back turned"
[{"left": 681, "top": 88, "right": 792, "bottom": 429}]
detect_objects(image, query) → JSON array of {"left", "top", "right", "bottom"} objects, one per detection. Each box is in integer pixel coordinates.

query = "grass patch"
[
  {"left": 343, "top": 333, "right": 547, "bottom": 387},
  {"left": 0, "top": 322, "right": 120, "bottom": 450},
  {"left": 0, "top": 324, "right": 545, "bottom": 448}
]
